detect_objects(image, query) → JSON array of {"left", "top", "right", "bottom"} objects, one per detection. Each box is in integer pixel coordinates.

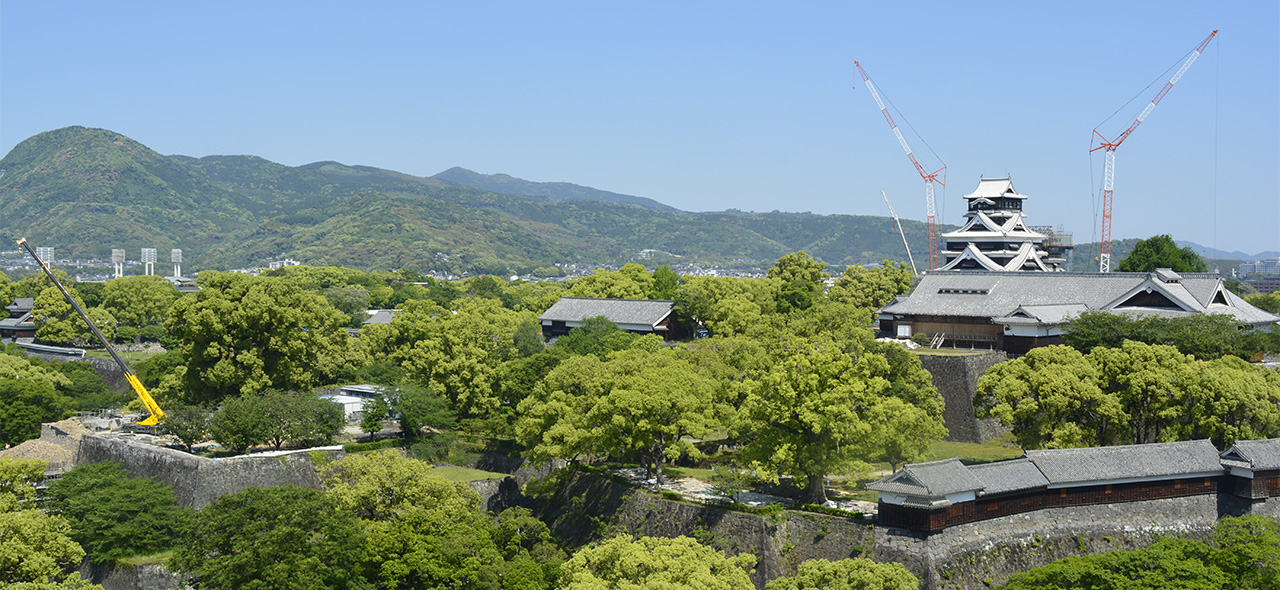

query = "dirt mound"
[
  {"left": 45, "top": 418, "right": 93, "bottom": 438},
  {"left": 0, "top": 417, "right": 92, "bottom": 468},
  {"left": 0, "top": 438, "right": 74, "bottom": 466}
]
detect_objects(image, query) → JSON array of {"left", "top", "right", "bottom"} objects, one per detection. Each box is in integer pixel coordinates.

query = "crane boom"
[
  {"left": 882, "top": 189, "right": 918, "bottom": 276},
  {"left": 17, "top": 239, "right": 165, "bottom": 426},
  {"left": 855, "top": 60, "right": 946, "bottom": 269},
  {"left": 1090, "top": 30, "right": 1217, "bottom": 273}
]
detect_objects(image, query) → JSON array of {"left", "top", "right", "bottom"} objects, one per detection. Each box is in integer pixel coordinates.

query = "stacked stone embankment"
[{"left": 916, "top": 352, "right": 1009, "bottom": 444}]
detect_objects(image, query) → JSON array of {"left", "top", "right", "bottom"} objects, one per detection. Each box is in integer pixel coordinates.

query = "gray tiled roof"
[
  {"left": 879, "top": 270, "right": 1279, "bottom": 327},
  {"left": 1025, "top": 440, "right": 1222, "bottom": 486},
  {"left": 0, "top": 311, "right": 33, "bottom": 328},
  {"left": 867, "top": 457, "right": 984, "bottom": 497},
  {"left": 539, "top": 297, "right": 674, "bottom": 327},
  {"left": 362, "top": 310, "right": 397, "bottom": 325},
  {"left": 969, "top": 458, "right": 1049, "bottom": 496},
  {"left": 5, "top": 298, "right": 33, "bottom": 312},
  {"left": 1221, "top": 438, "right": 1280, "bottom": 472}
]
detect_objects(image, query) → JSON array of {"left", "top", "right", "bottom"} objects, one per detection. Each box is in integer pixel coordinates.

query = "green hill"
[
  {"left": 0, "top": 127, "right": 250, "bottom": 258},
  {"left": 1, "top": 126, "right": 937, "bottom": 272},
  {"left": 433, "top": 166, "right": 675, "bottom": 211}
]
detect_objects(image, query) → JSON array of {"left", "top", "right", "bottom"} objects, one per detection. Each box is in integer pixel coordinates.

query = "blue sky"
[{"left": 2, "top": 1, "right": 1277, "bottom": 257}]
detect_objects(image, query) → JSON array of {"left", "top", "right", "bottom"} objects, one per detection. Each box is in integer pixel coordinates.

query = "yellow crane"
[{"left": 16, "top": 238, "right": 166, "bottom": 425}]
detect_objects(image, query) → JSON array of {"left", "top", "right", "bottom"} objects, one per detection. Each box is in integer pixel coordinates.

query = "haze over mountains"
[{"left": 0, "top": 126, "right": 1269, "bottom": 274}]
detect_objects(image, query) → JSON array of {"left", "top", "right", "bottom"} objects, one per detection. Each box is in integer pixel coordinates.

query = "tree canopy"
[
  {"left": 733, "top": 321, "right": 944, "bottom": 502},
  {"left": 765, "top": 558, "right": 919, "bottom": 590},
  {"left": 0, "top": 458, "right": 101, "bottom": 590},
  {"left": 165, "top": 271, "right": 350, "bottom": 404},
  {"left": 320, "top": 450, "right": 564, "bottom": 589},
  {"left": 44, "top": 461, "right": 188, "bottom": 564},
  {"left": 998, "top": 515, "right": 1279, "bottom": 590},
  {"left": 1115, "top": 234, "right": 1208, "bottom": 273},
  {"left": 976, "top": 342, "right": 1280, "bottom": 449},
  {"left": 560, "top": 535, "right": 756, "bottom": 590},
  {"left": 171, "top": 485, "right": 371, "bottom": 590}
]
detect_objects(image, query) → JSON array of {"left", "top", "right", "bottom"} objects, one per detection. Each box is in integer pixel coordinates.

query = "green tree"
[
  {"left": 31, "top": 286, "right": 116, "bottom": 345},
  {"left": 358, "top": 394, "right": 390, "bottom": 442},
  {"left": 765, "top": 558, "right": 919, "bottom": 590},
  {"left": 1115, "top": 234, "right": 1208, "bottom": 273},
  {"left": 551, "top": 316, "right": 638, "bottom": 358},
  {"left": 207, "top": 395, "right": 271, "bottom": 453},
  {"left": 769, "top": 251, "right": 828, "bottom": 314},
  {"left": 385, "top": 383, "right": 455, "bottom": 441},
  {"left": 371, "top": 297, "right": 531, "bottom": 417},
  {"left": 100, "top": 275, "right": 177, "bottom": 330},
  {"left": 0, "top": 457, "right": 47, "bottom": 507},
  {"left": 1245, "top": 292, "right": 1280, "bottom": 314},
  {"left": 827, "top": 261, "right": 913, "bottom": 310},
  {"left": 0, "top": 506, "right": 99, "bottom": 589},
  {"left": 171, "top": 485, "right": 370, "bottom": 590},
  {"left": 569, "top": 268, "right": 649, "bottom": 299},
  {"left": 320, "top": 451, "right": 563, "bottom": 589},
  {"left": 560, "top": 535, "right": 755, "bottom": 590},
  {"left": 257, "top": 390, "right": 344, "bottom": 450},
  {"left": 978, "top": 341, "right": 1280, "bottom": 449},
  {"left": 0, "top": 378, "right": 73, "bottom": 447},
  {"left": 733, "top": 329, "right": 944, "bottom": 503},
  {"left": 514, "top": 316, "right": 546, "bottom": 357},
  {"left": 674, "top": 276, "right": 779, "bottom": 337},
  {"left": 161, "top": 404, "right": 210, "bottom": 449},
  {"left": 0, "top": 458, "right": 102, "bottom": 590},
  {"left": 1063, "top": 311, "right": 1270, "bottom": 360},
  {"left": 865, "top": 396, "right": 948, "bottom": 473},
  {"left": 165, "top": 271, "right": 350, "bottom": 404},
  {"left": 517, "top": 348, "right": 720, "bottom": 483},
  {"left": 44, "top": 461, "right": 187, "bottom": 564},
  {"left": 321, "top": 284, "right": 371, "bottom": 328},
  {"left": 999, "top": 536, "right": 1226, "bottom": 589},
  {"left": 975, "top": 345, "right": 1126, "bottom": 449},
  {"left": 1209, "top": 514, "right": 1280, "bottom": 589},
  {"left": 650, "top": 265, "right": 680, "bottom": 300}
]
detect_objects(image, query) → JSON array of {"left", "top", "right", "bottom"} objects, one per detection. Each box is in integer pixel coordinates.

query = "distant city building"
[
  {"left": 268, "top": 259, "right": 301, "bottom": 270},
  {"left": 939, "top": 177, "right": 1065, "bottom": 272},
  {"left": 1239, "top": 258, "right": 1280, "bottom": 278}
]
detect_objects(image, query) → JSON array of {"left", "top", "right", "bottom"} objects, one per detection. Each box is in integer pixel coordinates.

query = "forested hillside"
[{"left": 0, "top": 126, "right": 938, "bottom": 272}]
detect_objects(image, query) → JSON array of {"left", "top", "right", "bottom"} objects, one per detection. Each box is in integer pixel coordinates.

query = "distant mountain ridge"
[
  {"left": 0, "top": 126, "right": 982, "bottom": 273},
  {"left": 433, "top": 166, "right": 675, "bottom": 211}
]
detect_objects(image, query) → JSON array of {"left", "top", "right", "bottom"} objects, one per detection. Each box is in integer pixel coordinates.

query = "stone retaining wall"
[
  {"left": 76, "top": 435, "right": 340, "bottom": 509},
  {"left": 80, "top": 562, "right": 187, "bottom": 590},
  {"left": 917, "top": 352, "right": 1009, "bottom": 443},
  {"left": 535, "top": 471, "right": 876, "bottom": 590}
]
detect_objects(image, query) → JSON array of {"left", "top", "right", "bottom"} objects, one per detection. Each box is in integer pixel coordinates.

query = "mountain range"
[{"left": 1, "top": 126, "right": 1266, "bottom": 275}]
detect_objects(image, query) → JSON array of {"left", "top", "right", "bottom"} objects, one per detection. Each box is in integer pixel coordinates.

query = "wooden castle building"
[{"left": 938, "top": 177, "right": 1066, "bottom": 272}]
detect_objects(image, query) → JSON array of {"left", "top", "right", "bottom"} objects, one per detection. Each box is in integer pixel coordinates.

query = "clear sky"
[{"left": 3, "top": 1, "right": 1277, "bottom": 256}]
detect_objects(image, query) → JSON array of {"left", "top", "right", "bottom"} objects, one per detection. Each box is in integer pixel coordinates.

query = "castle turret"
[{"left": 939, "top": 177, "right": 1060, "bottom": 272}]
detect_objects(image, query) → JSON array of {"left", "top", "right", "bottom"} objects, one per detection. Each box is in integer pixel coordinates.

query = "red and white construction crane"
[
  {"left": 855, "top": 61, "right": 946, "bottom": 270},
  {"left": 1091, "top": 30, "right": 1217, "bottom": 273}
]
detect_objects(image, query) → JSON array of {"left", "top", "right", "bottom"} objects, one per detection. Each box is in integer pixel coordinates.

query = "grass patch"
[
  {"left": 426, "top": 465, "right": 507, "bottom": 483},
  {"left": 116, "top": 550, "right": 173, "bottom": 567},
  {"left": 926, "top": 436, "right": 1023, "bottom": 465},
  {"left": 662, "top": 465, "right": 718, "bottom": 481}
]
